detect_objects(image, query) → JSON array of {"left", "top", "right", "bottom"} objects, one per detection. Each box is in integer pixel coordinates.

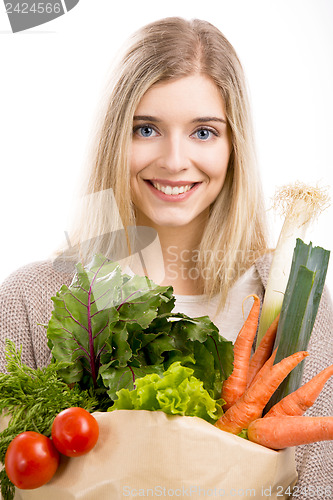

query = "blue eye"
[
  {"left": 195, "top": 128, "right": 212, "bottom": 140},
  {"left": 137, "top": 126, "right": 156, "bottom": 137}
]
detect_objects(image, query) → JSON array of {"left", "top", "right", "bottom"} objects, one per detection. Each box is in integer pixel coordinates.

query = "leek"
[
  {"left": 264, "top": 239, "right": 330, "bottom": 412},
  {"left": 256, "top": 182, "right": 329, "bottom": 347}
]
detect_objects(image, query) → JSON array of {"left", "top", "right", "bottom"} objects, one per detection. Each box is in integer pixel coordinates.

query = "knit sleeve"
[
  {"left": 0, "top": 260, "right": 73, "bottom": 372},
  {"left": 0, "top": 265, "right": 36, "bottom": 371}
]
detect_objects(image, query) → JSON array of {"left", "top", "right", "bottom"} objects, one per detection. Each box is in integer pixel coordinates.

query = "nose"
[{"left": 158, "top": 134, "right": 189, "bottom": 173}]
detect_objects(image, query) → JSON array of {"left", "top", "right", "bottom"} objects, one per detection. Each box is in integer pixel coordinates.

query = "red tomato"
[
  {"left": 5, "top": 431, "right": 59, "bottom": 490},
  {"left": 51, "top": 407, "right": 99, "bottom": 457}
]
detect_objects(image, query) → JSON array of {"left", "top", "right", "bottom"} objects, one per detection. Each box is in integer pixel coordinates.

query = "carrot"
[
  {"left": 221, "top": 294, "right": 260, "bottom": 410},
  {"left": 215, "top": 351, "right": 308, "bottom": 434},
  {"left": 248, "top": 348, "right": 277, "bottom": 388},
  {"left": 246, "top": 313, "right": 279, "bottom": 388},
  {"left": 265, "top": 363, "right": 333, "bottom": 417},
  {"left": 248, "top": 416, "right": 333, "bottom": 450}
]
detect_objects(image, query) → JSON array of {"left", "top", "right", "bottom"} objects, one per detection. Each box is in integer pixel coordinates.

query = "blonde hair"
[{"left": 60, "top": 17, "right": 268, "bottom": 305}]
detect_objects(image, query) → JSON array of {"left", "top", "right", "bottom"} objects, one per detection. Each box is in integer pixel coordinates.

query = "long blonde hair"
[{"left": 59, "top": 17, "right": 268, "bottom": 304}]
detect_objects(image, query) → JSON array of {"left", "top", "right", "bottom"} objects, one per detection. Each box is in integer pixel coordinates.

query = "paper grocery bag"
[{"left": 14, "top": 410, "right": 297, "bottom": 500}]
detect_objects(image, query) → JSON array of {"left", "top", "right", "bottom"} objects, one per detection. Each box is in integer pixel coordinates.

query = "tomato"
[
  {"left": 51, "top": 407, "right": 99, "bottom": 457},
  {"left": 5, "top": 431, "right": 59, "bottom": 490}
]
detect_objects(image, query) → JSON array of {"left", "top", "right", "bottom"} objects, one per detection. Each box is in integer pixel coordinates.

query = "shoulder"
[
  {"left": 0, "top": 260, "right": 75, "bottom": 370},
  {"left": 0, "top": 258, "right": 75, "bottom": 328},
  {"left": 0, "top": 259, "right": 73, "bottom": 300}
]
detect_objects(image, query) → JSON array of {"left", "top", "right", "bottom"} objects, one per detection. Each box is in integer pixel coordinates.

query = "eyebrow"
[
  {"left": 191, "top": 116, "right": 227, "bottom": 124},
  {"left": 133, "top": 115, "right": 161, "bottom": 122},
  {"left": 133, "top": 115, "right": 227, "bottom": 124}
]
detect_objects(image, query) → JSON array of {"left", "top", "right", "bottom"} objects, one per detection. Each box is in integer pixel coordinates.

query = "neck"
[{"left": 133, "top": 211, "right": 208, "bottom": 295}]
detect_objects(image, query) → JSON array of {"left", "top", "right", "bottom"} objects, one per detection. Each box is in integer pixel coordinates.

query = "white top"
[{"left": 172, "top": 266, "right": 262, "bottom": 344}]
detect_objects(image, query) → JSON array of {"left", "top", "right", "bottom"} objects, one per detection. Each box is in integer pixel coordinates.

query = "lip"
[{"left": 143, "top": 179, "right": 202, "bottom": 202}]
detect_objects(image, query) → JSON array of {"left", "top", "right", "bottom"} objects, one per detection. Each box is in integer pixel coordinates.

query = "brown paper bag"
[{"left": 11, "top": 410, "right": 297, "bottom": 500}]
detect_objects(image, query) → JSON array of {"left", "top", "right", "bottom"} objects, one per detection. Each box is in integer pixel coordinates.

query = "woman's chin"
[
  {"left": 145, "top": 216, "right": 193, "bottom": 229},
  {"left": 134, "top": 204, "right": 209, "bottom": 231}
]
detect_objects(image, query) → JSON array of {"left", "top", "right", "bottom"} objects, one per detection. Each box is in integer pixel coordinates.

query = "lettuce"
[
  {"left": 109, "top": 362, "right": 223, "bottom": 423},
  {"left": 46, "top": 255, "right": 234, "bottom": 407}
]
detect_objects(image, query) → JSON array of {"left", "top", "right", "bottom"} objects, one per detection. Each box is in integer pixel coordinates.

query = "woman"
[{"left": 0, "top": 17, "right": 332, "bottom": 498}]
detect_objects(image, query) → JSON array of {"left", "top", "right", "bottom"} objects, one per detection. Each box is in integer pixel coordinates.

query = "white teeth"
[{"left": 151, "top": 182, "right": 194, "bottom": 195}]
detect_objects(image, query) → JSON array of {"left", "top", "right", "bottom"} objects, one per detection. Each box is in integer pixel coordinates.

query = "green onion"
[
  {"left": 264, "top": 239, "right": 330, "bottom": 412},
  {"left": 256, "top": 182, "right": 330, "bottom": 347}
]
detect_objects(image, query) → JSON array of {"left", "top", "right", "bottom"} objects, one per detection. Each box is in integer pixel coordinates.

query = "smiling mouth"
[{"left": 146, "top": 180, "right": 199, "bottom": 196}]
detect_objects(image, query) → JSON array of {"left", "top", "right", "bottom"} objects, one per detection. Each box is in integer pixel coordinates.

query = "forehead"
[{"left": 134, "top": 74, "right": 226, "bottom": 118}]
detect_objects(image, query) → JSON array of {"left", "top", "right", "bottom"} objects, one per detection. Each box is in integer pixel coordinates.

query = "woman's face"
[{"left": 130, "top": 74, "right": 232, "bottom": 230}]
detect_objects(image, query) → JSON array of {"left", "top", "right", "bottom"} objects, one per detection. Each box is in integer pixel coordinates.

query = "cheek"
[
  {"left": 198, "top": 147, "right": 230, "bottom": 183},
  {"left": 129, "top": 143, "right": 140, "bottom": 178},
  {"left": 130, "top": 141, "right": 157, "bottom": 177}
]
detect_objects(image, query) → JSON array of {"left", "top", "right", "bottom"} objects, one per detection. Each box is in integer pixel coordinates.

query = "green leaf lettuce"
[{"left": 109, "top": 361, "right": 223, "bottom": 424}]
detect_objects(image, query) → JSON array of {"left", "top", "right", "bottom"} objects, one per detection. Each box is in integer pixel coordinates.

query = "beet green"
[{"left": 46, "top": 255, "right": 233, "bottom": 404}]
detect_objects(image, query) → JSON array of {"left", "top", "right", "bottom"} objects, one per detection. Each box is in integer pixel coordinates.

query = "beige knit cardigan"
[{"left": 0, "top": 255, "right": 332, "bottom": 499}]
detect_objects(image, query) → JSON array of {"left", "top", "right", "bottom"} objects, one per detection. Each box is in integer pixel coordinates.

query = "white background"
[{"left": 0, "top": 0, "right": 332, "bottom": 292}]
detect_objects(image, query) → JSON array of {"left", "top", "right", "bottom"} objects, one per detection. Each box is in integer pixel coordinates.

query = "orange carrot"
[
  {"left": 221, "top": 294, "right": 260, "bottom": 410},
  {"left": 248, "top": 416, "right": 333, "bottom": 450},
  {"left": 265, "top": 363, "right": 333, "bottom": 417},
  {"left": 248, "top": 348, "right": 277, "bottom": 388},
  {"left": 215, "top": 351, "right": 308, "bottom": 434},
  {"left": 246, "top": 313, "right": 279, "bottom": 388}
]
